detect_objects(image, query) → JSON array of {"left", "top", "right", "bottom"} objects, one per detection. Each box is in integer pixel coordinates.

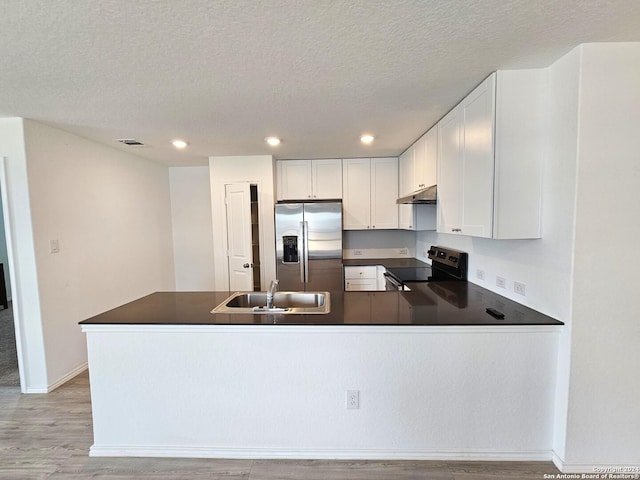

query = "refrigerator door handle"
[
  {"left": 303, "top": 220, "right": 310, "bottom": 283},
  {"left": 299, "top": 222, "right": 305, "bottom": 283}
]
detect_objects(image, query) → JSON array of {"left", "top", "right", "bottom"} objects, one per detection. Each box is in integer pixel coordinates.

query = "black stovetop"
[{"left": 385, "top": 266, "right": 433, "bottom": 283}]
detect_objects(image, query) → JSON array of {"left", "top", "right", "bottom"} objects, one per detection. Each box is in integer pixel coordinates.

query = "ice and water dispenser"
[{"left": 282, "top": 236, "right": 299, "bottom": 263}]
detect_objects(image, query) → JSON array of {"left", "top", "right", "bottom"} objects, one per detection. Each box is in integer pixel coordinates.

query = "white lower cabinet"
[{"left": 344, "top": 266, "right": 386, "bottom": 291}]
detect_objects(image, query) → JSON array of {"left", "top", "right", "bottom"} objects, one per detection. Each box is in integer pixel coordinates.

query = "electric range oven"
[{"left": 383, "top": 246, "right": 468, "bottom": 291}]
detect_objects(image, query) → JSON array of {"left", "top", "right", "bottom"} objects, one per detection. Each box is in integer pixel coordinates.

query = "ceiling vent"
[{"left": 115, "top": 139, "right": 145, "bottom": 147}]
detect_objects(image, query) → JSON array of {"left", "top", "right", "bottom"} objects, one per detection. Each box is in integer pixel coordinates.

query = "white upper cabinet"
[
  {"left": 343, "top": 157, "right": 398, "bottom": 230},
  {"left": 437, "top": 70, "right": 544, "bottom": 239},
  {"left": 398, "top": 148, "right": 414, "bottom": 229},
  {"left": 342, "top": 158, "right": 371, "bottom": 229},
  {"left": 371, "top": 157, "right": 399, "bottom": 230},
  {"left": 277, "top": 159, "right": 342, "bottom": 200},
  {"left": 312, "top": 159, "right": 343, "bottom": 199},
  {"left": 437, "top": 104, "right": 464, "bottom": 234},
  {"left": 413, "top": 128, "right": 437, "bottom": 191},
  {"left": 399, "top": 126, "right": 437, "bottom": 231}
]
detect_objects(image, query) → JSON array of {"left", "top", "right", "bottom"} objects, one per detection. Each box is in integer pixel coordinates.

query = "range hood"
[{"left": 396, "top": 185, "right": 437, "bottom": 204}]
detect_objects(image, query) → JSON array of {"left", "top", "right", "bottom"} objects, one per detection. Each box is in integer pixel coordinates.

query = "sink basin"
[{"left": 211, "top": 291, "right": 330, "bottom": 314}]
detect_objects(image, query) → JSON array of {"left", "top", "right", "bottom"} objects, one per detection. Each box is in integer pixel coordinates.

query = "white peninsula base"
[{"left": 82, "top": 324, "right": 560, "bottom": 460}]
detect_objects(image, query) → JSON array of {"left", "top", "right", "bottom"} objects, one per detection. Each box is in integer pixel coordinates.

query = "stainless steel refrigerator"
[{"left": 275, "top": 201, "right": 343, "bottom": 291}]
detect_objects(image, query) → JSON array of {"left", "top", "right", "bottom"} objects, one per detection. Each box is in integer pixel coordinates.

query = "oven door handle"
[{"left": 383, "top": 271, "right": 404, "bottom": 290}]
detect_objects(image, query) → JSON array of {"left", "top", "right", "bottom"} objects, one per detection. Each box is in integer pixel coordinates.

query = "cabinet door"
[
  {"left": 370, "top": 157, "right": 398, "bottom": 230},
  {"left": 398, "top": 205, "right": 414, "bottom": 230},
  {"left": 398, "top": 149, "right": 415, "bottom": 230},
  {"left": 312, "top": 159, "right": 342, "bottom": 199},
  {"left": 345, "top": 278, "right": 377, "bottom": 291},
  {"left": 279, "top": 160, "right": 312, "bottom": 200},
  {"left": 461, "top": 74, "right": 495, "bottom": 238},
  {"left": 342, "top": 158, "right": 371, "bottom": 230},
  {"left": 413, "top": 134, "right": 427, "bottom": 191},
  {"left": 437, "top": 105, "right": 463, "bottom": 234},
  {"left": 423, "top": 126, "right": 438, "bottom": 188},
  {"left": 370, "top": 292, "right": 399, "bottom": 323},
  {"left": 343, "top": 292, "right": 371, "bottom": 322},
  {"left": 399, "top": 147, "right": 414, "bottom": 196},
  {"left": 344, "top": 266, "right": 377, "bottom": 279}
]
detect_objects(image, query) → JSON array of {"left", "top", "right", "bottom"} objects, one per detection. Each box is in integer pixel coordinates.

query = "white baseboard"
[
  {"left": 91, "top": 445, "right": 553, "bottom": 461},
  {"left": 23, "top": 386, "right": 49, "bottom": 394},
  {"left": 551, "top": 450, "right": 638, "bottom": 474},
  {"left": 552, "top": 450, "right": 566, "bottom": 471},
  {"left": 47, "top": 362, "right": 88, "bottom": 392}
]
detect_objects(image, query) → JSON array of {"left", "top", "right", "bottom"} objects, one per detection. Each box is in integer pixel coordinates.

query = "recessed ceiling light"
[
  {"left": 172, "top": 139, "right": 188, "bottom": 149},
  {"left": 360, "top": 134, "right": 375, "bottom": 144},
  {"left": 265, "top": 136, "right": 281, "bottom": 146}
]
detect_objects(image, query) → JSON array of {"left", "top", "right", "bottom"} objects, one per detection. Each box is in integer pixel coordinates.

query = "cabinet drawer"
[
  {"left": 344, "top": 266, "right": 377, "bottom": 279},
  {"left": 345, "top": 278, "right": 378, "bottom": 291}
]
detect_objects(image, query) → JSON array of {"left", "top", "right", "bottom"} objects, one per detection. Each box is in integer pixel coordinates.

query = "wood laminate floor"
[{"left": 0, "top": 372, "right": 562, "bottom": 479}]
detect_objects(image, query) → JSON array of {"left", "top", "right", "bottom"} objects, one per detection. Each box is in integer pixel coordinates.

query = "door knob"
[{"left": 243, "top": 263, "right": 250, "bottom": 268}]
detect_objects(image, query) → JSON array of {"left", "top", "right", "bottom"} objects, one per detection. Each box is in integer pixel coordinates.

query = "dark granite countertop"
[
  {"left": 80, "top": 282, "right": 563, "bottom": 327},
  {"left": 343, "top": 257, "right": 430, "bottom": 268}
]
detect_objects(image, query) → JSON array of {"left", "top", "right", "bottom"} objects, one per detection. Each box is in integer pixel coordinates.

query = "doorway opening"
[
  {"left": 250, "top": 185, "right": 261, "bottom": 291},
  {"left": 0, "top": 187, "right": 18, "bottom": 388},
  {"left": 224, "top": 182, "right": 262, "bottom": 292}
]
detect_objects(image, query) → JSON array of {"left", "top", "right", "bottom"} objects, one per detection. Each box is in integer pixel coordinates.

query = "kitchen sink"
[{"left": 211, "top": 291, "right": 330, "bottom": 314}]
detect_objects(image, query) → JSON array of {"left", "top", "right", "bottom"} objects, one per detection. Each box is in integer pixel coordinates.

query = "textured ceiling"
[{"left": 1, "top": 0, "right": 640, "bottom": 166}]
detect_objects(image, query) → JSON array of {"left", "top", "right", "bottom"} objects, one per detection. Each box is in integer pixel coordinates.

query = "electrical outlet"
[
  {"left": 496, "top": 276, "right": 506, "bottom": 289},
  {"left": 399, "top": 248, "right": 408, "bottom": 256},
  {"left": 476, "top": 269, "right": 485, "bottom": 280},
  {"left": 514, "top": 282, "right": 526, "bottom": 296},
  {"left": 346, "top": 390, "right": 360, "bottom": 409},
  {"left": 353, "top": 250, "right": 363, "bottom": 256}
]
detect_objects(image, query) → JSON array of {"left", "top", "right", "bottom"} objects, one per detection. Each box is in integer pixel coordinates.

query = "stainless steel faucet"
[{"left": 266, "top": 279, "right": 279, "bottom": 309}]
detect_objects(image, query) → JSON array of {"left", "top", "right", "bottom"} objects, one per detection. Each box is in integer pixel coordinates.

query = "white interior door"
[{"left": 225, "top": 183, "right": 253, "bottom": 291}]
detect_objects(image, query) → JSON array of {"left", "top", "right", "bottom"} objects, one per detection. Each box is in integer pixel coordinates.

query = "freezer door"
[
  {"left": 303, "top": 202, "right": 343, "bottom": 291},
  {"left": 275, "top": 203, "right": 305, "bottom": 291}
]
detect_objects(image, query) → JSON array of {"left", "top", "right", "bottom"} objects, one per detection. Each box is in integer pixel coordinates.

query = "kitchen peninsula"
[{"left": 81, "top": 284, "right": 562, "bottom": 461}]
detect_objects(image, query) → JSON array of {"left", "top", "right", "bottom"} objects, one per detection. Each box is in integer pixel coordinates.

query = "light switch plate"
[{"left": 49, "top": 239, "right": 60, "bottom": 254}]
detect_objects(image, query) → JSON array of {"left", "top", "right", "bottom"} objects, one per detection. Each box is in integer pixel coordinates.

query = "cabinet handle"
[{"left": 372, "top": 225, "right": 376, "bottom": 229}]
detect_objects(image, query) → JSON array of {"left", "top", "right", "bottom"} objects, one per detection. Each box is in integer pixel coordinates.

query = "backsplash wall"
[{"left": 343, "top": 230, "right": 416, "bottom": 259}]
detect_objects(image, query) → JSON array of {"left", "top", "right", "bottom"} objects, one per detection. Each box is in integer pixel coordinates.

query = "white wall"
[
  {"left": 343, "top": 229, "right": 416, "bottom": 259},
  {"left": 169, "top": 167, "right": 215, "bottom": 290},
  {"left": 21, "top": 120, "right": 175, "bottom": 390},
  {"left": 562, "top": 42, "right": 640, "bottom": 469},
  {"left": 0, "top": 118, "right": 48, "bottom": 392},
  {"left": 209, "top": 155, "right": 276, "bottom": 291},
  {"left": 544, "top": 46, "right": 581, "bottom": 464}
]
